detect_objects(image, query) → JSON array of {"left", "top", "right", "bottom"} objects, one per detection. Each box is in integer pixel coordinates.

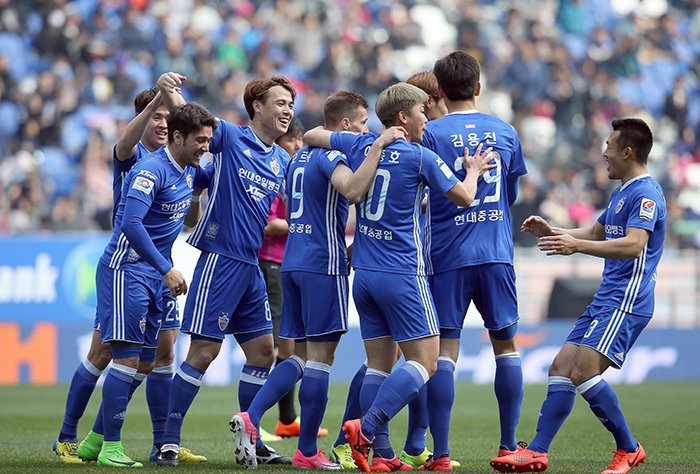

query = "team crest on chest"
[
  {"left": 186, "top": 174, "right": 193, "bottom": 188},
  {"left": 615, "top": 198, "right": 625, "bottom": 214},
  {"left": 218, "top": 311, "right": 230, "bottom": 331},
  {"left": 270, "top": 157, "right": 280, "bottom": 175}
]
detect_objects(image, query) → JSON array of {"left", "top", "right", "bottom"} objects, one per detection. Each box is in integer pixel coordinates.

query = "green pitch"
[{"left": 1, "top": 383, "right": 698, "bottom": 473}]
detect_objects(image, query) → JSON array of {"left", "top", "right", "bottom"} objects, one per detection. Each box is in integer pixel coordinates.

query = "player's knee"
[
  {"left": 138, "top": 360, "right": 156, "bottom": 375},
  {"left": 87, "top": 346, "right": 112, "bottom": 370},
  {"left": 548, "top": 360, "right": 570, "bottom": 378},
  {"left": 155, "top": 346, "right": 175, "bottom": 366}
]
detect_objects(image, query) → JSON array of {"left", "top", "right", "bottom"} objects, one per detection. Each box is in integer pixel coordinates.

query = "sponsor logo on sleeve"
[
  {"left": 639, "top": 198, "right": 656, "bottom": 221},
  {"left": 132, "top": 177, "right": 155, "bottom": 194}
]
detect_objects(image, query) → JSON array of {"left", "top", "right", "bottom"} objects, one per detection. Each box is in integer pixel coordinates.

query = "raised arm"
[
  {"left": 304, "top": 126, "right": 333, "bottom": 149},
  {"left": 330, "top": 127, "right": 406, "bottom": 203},
  {"left": 157, "top": 72, "right": 187, "bottom": 112},
  {"left": 115, "top": 91, "right": 164, "bottom": 161}
]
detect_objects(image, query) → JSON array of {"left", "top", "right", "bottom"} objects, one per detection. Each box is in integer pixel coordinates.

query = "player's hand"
[
  {"left": 463, "top": 143, "right": 497, "bottom": 176},
  {"left": 346, "top": 243, "right": 354, "bottom": 273},
  {"left": 158, "top": 72, "right": 187, "bottom": 92},
  {"left": 538, "top": 233, "right": 578, "bottom": 256},
  {"left": 521, "top": 215, "right": 554, "bottom": 237},
  {"left": 163, "top": 268, "right": 188, "bottom": 296},
  {"left": 374, "top": 126, "right": 407, "bottom": 148}
]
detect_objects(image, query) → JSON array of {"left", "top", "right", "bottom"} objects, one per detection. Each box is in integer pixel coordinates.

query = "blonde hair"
[{"left": 375, "top": 83, "right": 428, "bottom": 127}]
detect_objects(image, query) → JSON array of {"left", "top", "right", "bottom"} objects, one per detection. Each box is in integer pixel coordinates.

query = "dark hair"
[
  {"left": 433, "top": 50, "right": 480, "bottom": 101},
  {"left": 134, "top": 87, "right": 158, "bottom": 115},
  {"left": 611, "top": 117, "right": 653, "bottom": 164},
  {"left": 323, "top": 91, "right": 369, "bottom": 128},
  {"left": 406, "top": 71, "right": 439, "bottom": 101},
  {"left": 276, "top": 118, "right": 305, "bottom": 142},
  {"left": 167, "top": 102, "right": 217, "bottom": 142},
  {"left": 243, "top": 76, "right": 296, "bottom": 120}
]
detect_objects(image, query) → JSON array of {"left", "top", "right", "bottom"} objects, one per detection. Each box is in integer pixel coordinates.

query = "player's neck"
[
  {"left": 250, "top": 122, "right": 276, "bottom": 147},
  {"left": 165, "top": 145, "right": 188, "bottom": 171},
  {"left": 445, "top": 99, "right": 477, "bottom": 114},
  {"left": 619, "top": 165, "right": 648, "bottom": 186}
]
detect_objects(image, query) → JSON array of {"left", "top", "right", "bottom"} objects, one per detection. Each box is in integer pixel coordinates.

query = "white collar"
[
  {"left": 164, "top": 146, "right": 185, "bottom": 174},
  {"left": 447, "top": 109, "right": 479, "bottom": 115},
  {"left": 620, "top": 173, "right": 650, "bottom": 191},
  {"left": 251, "top": 128, "right": 274, "bottom": 153}
]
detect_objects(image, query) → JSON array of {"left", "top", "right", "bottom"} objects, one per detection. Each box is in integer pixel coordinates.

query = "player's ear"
[
  {"left": 475, "top": 82, "right": 481, "bottom": 97},
  {"left": 341, "top": 117, "right": 350, "bottom": 131}
]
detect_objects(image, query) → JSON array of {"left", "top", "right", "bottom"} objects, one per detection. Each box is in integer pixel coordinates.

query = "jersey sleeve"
[
  {"left": 330, "top": 131, "right": 362, "bottom": 155},
  {"left": 626, "top": 190, "right": 660, "bottom": 232},
  {"left": 507, "top": 126, "right": 528, "bottom": 179},
  {"left": 208, "top": 117, "right": 229, "bottom": 155},
  {"left": 318, "top": 149, "right": 350, "bottom": 179},
  {"left": 113, "top": 145, "right": 138, "bottom": 174},
  {"left": 419, "top": 146, "right": 460, "bottom": 195},
  {"left": 597, "top": 203, "right": 610, "bottom": 225},
  {"left": 193, "top": 163, "right": 212, "bottom": 189},
  {"left": 126, "top": 163, "right": 163, "bottom": 207}
]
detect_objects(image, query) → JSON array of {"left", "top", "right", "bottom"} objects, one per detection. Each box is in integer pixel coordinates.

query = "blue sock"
[
  {"left": 92, "top": 371, "right": 145, "bottom": 436},
  {"left": 334, "top": 362, "right": 366, "bottom": 447},
  {"left": 59, "top": 360, "right": 103, "bottom": 442},
  {"left": 359, "top": 368, "right": 392, "bottom": 458},
  {"left": 529, "top": 376, "right": 576, "bottom": 453},
  {"left": 248, "top": 357, "right": 304, "bottom": 428},
  {"left": 578, "top": 375, "right": 637, "bottom": 452},
  {"left": 101, "top": 364, "right": 137, "bottom": 442},
  {"left": 403, "top": 384, "right": 428, "bottom": 456},
  {"left": 162, "top": 362, "right": 204, "bottom": 446},
  {"left": 147, "top": 364, "right": 174, "bottom": 449},
  {"left": 298, "top": 361, "right": 330, "bottom": 457},
  {"left": 239, "top": 364, "right": 272, "bottom": 450},
  {"left": 495, "top": 352, "right": 523, "bottom": 451},
  {"left": 426, "top": 357, "right": 456, "bottom": 457},
  {"left": 362, "top": 361, "right": 429, "bottom": 442}
]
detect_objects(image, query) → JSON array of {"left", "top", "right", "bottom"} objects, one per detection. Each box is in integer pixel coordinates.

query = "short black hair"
[
  {"left": 433, "top": 50, "right": 480, "bottom": 101},
  {"left": 167, "top": 102, "right": 217, "bottom": 143},
  {"left": 134, "top": 87, "right": 158, "bottom": 115},
  {"left": 611, "top": 117, "right": 653, "bottom": 164}
]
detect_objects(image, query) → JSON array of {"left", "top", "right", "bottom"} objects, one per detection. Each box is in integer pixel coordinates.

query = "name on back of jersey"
[
  {"left": 455, "top": 209, "right": 504, "bottom": 226},
  {"left": 289, "top": 223, "right": 312, "bottom": 234},
  {"left": 362, "top": 146, "right": 401, "bottom": 164},
  {"left": 450, "top": 130, "right": 498, "bottom": 149}
]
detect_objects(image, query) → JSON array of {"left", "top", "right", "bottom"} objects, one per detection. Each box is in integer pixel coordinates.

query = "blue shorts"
[
  {"left": 280, "top": 271, "right": 348, "bottom": 340},
  {"left": 566, "top": 305, "right": 650, "bottom": 368},
  {"left": 182, "top": 252, "right": 272, "bottom": 340},
  {"left": 352, "top": 269, "right": 439, "bottom": 342},
  {"left": 158, "top": 289, "right": 181, "bottom": 331},
  {"left": 431, "top": 263, "right": 519, "bottom": 333},
  {"left": 93, "top": 283, "right": 179, "bottom": 335},
  {"left": 96, "top": 263, "right": 162, "bottom": 348}
]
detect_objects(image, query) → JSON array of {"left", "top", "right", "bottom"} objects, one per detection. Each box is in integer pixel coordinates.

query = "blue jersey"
[
  {"left": 422, "top": 112, "right": 527, "bottom": 273},
  {"left": 100, "top": 148, "right": 199, "bottom": 279},
  {"left": 282, "top": 146, "right": 350, "bottom": 275},
  {"left": 331, "top": 132, "right": 460, "bottom": 275},
  {"left": 188, "top": 120, "right": 290, "bottom": 264},
  {"left": 593, "top": 174, "right": 666, "bottom": 317},
  {"left": 113, "top": 141, "right": 151, "bottom": 222}
]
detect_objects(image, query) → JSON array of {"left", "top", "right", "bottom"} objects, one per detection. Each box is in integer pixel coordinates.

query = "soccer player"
[
  {"left": 306, "top": 83, "right": 495, "bottom": 473},
  {"left": 231, "top": 90, "right": 405, "bottom": 470},
  {"left": 89, "top": 102, "right": 215, "bottom": 467},
  {"left": 407, "top": 71, "right": 448, "bottom": 122},
  {"left": 53, "top": 89, "right": 206, "bottom": 465},
  {"left": 257, "top": 118, "right": 328, "bottom": 442},
  {"left": 154, "top": 72, "right": 296, "bottom": 467},
  {"left": 420, "top": 50, "right": 528, "bottom": 470},
  {"left": 491, "top": 118, "right": 663, "bottom": 474},
  {"left": 330, "top": 71, "right": 453, "bottom": 471}
]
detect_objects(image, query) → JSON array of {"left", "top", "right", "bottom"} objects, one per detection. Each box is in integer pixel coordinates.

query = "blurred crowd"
[{"left": 0, "top": 0, "right": 699, "bottom": 246}]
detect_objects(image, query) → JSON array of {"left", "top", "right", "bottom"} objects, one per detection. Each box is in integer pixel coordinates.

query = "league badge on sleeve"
[
  {"left": 133, "top": 176, "right": 155, "bottom": 194},
  {"left": 639, "top": 198, "right": 656, "bottom": 221}
]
